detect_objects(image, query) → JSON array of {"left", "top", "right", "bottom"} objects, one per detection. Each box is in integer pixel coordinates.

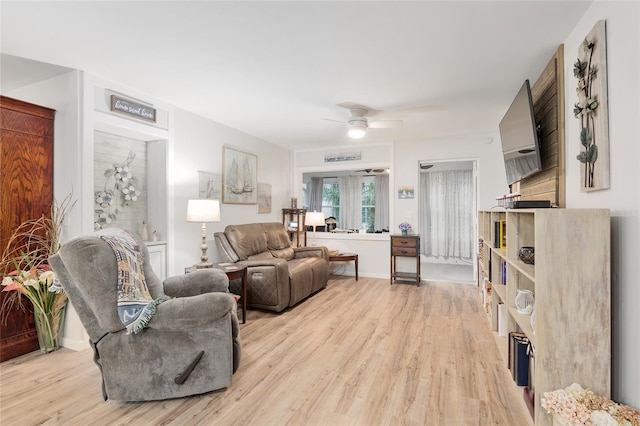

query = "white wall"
[
  {"left": 172, "top": 108, "right": 292, "bottom": 274},
  {"left": 394, "top": 132, "right": 507, "bottom": 229},
  {"left": 563, "top": 1, "right": 640, "bottom": 407}
]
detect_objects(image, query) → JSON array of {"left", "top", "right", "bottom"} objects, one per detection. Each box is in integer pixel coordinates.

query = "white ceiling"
[{"left": 0, "top": 1, "right": 591, "bottom": 150}]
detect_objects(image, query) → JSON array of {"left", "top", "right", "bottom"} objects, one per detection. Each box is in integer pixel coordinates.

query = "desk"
[
  {"left": 185, "top": 263, "right": 247, "bottom": 324},
  {"left": 329, "top": 252, "right": 358, "bottom": 281}
]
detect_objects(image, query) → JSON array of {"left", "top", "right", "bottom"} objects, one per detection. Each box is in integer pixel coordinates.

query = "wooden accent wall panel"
[
  {"left": 515, "top": 45, "right": 566, "bottom": 207},
  {"left": 0, "top": 96, "right": 55, "bottom": 362}
]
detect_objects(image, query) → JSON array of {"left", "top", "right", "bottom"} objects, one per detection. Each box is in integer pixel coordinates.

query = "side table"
[
  {"left": 328, "top": 252, "right": 358, "bottom": 281},
  {"left": 390, "top": 234, "right": 421, "bottom": 286},
  {"left": 217, "top": 263, "right": 247, "bottom": 324},
  {"left": 185, "top": 263, "right": 247, "bottom": 324}
]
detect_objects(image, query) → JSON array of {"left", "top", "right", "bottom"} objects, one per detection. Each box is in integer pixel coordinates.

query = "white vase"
[
  {"left": 141, "top": 220, "right": 149, "bottom": 241},
  {"left": 515, "top": 289, "right": 534, "bottom": 315}
]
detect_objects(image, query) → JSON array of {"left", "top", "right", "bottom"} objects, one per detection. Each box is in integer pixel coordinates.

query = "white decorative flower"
[
  {"left": 590, "top": 410, "right": 618, "bottom": 426},
  {"left": 40, "top": 270, "right": 56, "bottom": 285}
]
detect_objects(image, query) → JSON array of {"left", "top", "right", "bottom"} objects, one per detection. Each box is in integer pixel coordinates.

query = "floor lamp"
[
  {"left": 306, "top": 211, "right": 325, "bottom": 246},
  {"left": 186, "top": 199, "right": 220, "bottom": 268}
]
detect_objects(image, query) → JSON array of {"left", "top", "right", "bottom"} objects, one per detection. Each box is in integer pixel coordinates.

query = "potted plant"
[
  {"left": 398, "top": 222, "right": 412, "bottom": 236},
  {"left": 1, "top": 195, "right": 75, "bottom": 353}
]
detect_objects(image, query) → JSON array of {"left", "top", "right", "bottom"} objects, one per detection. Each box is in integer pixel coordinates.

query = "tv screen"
[{"left": 499, "top": 80, "right": 542, "bottom": 185}]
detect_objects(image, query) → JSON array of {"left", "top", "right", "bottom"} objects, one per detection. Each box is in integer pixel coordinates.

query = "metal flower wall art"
[
  {"left": 573, "top": 20, "right": 610, "bottom": 192},
  {"left": 94, "top": 151, "right": 142, "bottom": 229}
]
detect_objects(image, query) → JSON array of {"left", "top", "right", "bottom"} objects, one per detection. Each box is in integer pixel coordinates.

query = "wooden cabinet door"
[{"left": 0, "top": 96, "right": 55, "bottom": 362}]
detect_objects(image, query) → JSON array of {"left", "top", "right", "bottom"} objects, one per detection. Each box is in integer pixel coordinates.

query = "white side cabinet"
[{"left": 145, "top": 241, "right": 167, "bottom": 281}]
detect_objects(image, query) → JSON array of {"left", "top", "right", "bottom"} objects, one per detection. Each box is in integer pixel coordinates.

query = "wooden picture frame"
[{"left": 222, "top": 146, "right": 258, "bottom": 204}]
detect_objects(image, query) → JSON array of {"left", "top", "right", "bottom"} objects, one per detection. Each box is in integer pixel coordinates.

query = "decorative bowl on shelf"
[
  {"left": 515, "top": 289, "right": 535, "bottom": 315},
  {"left": 518, "top": 246, "right": 535, "bottom": 265}
]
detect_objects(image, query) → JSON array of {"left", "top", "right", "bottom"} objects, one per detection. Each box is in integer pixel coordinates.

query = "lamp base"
[{"left": 196, "top": 262, "right": 213, "bottom": 269}]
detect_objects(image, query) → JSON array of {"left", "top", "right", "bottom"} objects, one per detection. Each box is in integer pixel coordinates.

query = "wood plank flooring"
[{"left": 0, "top": 277, "right": 532, "bottom": 425}]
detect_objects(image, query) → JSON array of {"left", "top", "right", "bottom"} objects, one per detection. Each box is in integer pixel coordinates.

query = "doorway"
[{"left": 418, "top": 159, "right": 477, "bottom": 284}]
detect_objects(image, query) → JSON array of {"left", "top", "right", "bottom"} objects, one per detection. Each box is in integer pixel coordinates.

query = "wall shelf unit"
[{"left": 477, "top": 208, "right": 610, "bottom": 426}]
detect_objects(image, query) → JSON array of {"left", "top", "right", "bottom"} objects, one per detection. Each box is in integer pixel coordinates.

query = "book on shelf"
[
  {"left": 510, "top": 333, "right": 530, "bottom": 387},
  {"left": 497, "top": 303, "right": 507, "bottom": 337},
  {"left": 499, "top": 219, "right": 507, "bottom": 249},
  {"left": 508, "top": 331, "right": 527, "bottom": 379},
  {"left": 493, "top": 221, "right": 501, "bottom": 248}
]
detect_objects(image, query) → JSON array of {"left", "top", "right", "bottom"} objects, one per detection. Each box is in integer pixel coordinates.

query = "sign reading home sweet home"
[{"left": 110, "top": 95, "right": 157, "bottom": 123}]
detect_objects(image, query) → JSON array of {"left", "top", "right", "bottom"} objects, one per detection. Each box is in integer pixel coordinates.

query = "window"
[
  {"left": 321, "top": 180, "right": 339, "bottom": 220},
  {"left": 304, "top": 176, "right": 376, "bottom": 230},
  {"left": 361, "top": 177, "right": 375, "bottom": 230}
]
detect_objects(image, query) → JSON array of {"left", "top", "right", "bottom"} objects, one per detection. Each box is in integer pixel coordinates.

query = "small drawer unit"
[{"left": 390, "top": 234, "right": 421, "bottom": 286}]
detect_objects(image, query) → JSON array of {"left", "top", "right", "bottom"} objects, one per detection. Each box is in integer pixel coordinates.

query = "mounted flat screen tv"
[{"left": 499, "top": 79, "right": 542, "bottom": 185}]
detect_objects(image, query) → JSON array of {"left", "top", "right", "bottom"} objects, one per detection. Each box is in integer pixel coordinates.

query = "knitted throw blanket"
[{"left": 99, "top": 228, "right": 168, "bottom": 334}]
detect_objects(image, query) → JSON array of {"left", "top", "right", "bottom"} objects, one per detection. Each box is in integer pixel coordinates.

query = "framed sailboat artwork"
[{"left": 222, "top": 146, "right": 258, "bottom": 204}]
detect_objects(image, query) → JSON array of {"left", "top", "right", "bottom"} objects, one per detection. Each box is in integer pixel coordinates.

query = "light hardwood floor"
[{"left": 0, "top": 277, "right": 532, "bottom": 425}]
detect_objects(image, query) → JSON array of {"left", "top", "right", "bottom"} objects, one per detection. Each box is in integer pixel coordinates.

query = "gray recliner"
[{"left": 49, "top": 229, "right": 241, "bottom": 401}]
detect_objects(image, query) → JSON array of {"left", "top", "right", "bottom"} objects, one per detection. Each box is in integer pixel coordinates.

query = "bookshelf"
[{"left": 477, "top": 208, "right": 611, "bottom": 426}]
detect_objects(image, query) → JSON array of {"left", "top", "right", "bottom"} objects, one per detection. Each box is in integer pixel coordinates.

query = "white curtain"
[
  {"left": 307, "top": 177, "right": 323, "bottom": 212},
  {"left": 338, "top": 175, "right": 362, "bottom": 230},
  {"left": 419, "top": 170, "right": 473, "bottom": 259},
  {"left": 374, "top": 174, "right": 389, "bottom": 231}
]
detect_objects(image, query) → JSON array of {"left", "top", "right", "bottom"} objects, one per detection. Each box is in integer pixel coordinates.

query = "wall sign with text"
[{"left": 110, "top": 95, "right": 157, "bottom": 122}]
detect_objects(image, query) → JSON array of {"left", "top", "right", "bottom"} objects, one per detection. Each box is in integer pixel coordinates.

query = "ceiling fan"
[
  {"left": 324, "top": 102, "right": 404, "bottom": 139},
  {"left": 356, "top": 168, "right": 388, "bottom": 174},
  {"left": 325, "top": 102, "right": 443, "bottom": 139}
]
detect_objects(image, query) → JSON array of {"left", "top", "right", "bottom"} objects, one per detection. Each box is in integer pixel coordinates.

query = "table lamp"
[
  {"left": 186, "top": 199, "right": 220, "bottom": 268},
  {"left": 306, "top": 211, "right": 325, "bottom": 246}
]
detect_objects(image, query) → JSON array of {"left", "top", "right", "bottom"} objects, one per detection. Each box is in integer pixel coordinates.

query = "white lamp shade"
[
  {"left": 306, "top": 211, "right": 325, "bottom": 227},
  {"left": 186, "top": 199, "right": 221, "bottom": 222}
]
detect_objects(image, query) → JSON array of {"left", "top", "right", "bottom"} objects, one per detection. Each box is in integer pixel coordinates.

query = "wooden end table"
[
  {"left": 216, "top": 264, "right": 247, "bottom": 324},
  {"left": 185, "top": 263, "right": 248, "bottom": 324},
  {"left": 328, "top": 252, "right": 358, "bottom": 281}
]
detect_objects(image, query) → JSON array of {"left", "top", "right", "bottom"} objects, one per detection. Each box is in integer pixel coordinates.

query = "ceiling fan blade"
[
  {"left": 337, "top": 101, "right": 372, "bottom": 111},
  {"left": 323, "top": 118, "right": 346, "bottom": 124},
  {"left": 369, "top": 119, "right": 403, "bottom": 129}
]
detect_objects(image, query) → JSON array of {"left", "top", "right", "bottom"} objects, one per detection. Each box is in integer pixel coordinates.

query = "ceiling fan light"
[
  {"left": 347, "top": 128, "right": 366, "bottom": 139},
  {"left": 347, "top": 120, "right": 367, "bottom": 139}
]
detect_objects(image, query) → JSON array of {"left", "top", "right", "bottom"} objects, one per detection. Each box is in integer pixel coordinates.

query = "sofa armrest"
[
  {"left": 149, "top": 292, "right": 235, "bottom": 331},
  {"left": 163, "top": 268, "right": 229, "bottom": 298},
  {"left": 294, "top": 245, "right": 329, "bottom": 261}
]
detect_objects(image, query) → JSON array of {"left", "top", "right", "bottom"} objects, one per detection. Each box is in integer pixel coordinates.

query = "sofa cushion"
[
  {"left": 248, "top": 251, "right": 274, "bottom": 261},
  {"left": 262, "top": 222, "right": 292, "bottom": 250},
  {"left": 225, "top": 223, "right": 268, "bottom": 260}
]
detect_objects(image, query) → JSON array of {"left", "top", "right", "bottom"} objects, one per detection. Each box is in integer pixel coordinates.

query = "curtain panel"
[
  {"left": 338, "top": 175, "right": 362, "bottom": 230},
  {"left": 307, "top": 177, "right": 324, "bottom": 213},
  {"left": 419, "top": 170, "right": 473, "bottom": 259},
  {"left": 374, "top": 174, "right": 389, "bottom": 231}
]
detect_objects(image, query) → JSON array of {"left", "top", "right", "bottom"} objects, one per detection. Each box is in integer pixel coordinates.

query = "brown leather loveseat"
[{"left": 214, "top": 222, "right": 329, "bottom": 312}]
